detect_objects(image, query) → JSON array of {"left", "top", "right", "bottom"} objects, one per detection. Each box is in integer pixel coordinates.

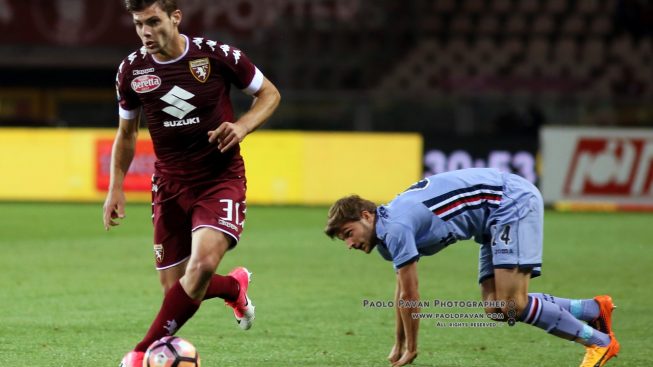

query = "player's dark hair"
[
  {"left": 124, "top": 0, "right": 178, "bottom": 15},
  {"left": 325, "top": 195, "right": 377, "bottom": 239}
]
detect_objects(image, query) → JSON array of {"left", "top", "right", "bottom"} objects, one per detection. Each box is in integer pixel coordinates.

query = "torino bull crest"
[{"left": 189, "top": 58, "right": 210, "bottom": 83}]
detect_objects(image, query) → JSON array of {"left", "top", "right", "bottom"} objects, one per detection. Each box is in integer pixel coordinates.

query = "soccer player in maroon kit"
[{"left": 102, "top": 1, "right": 280, "bottom": 366}]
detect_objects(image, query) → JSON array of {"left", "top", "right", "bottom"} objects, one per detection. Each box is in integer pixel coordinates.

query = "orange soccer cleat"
[
  {"left": 579, "top": 333, "right": 620, "bottom": 367},
  {"left": 589, "top": 295, "right": 616, "bottom": 335}
]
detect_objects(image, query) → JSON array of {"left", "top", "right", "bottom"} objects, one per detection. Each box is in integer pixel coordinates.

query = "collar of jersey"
[
  {"left": 374, "top": 207, "right": 385, "bottom": 242},
  {"left": 151, "top": 34, "right": 190, "bottom": 64}
]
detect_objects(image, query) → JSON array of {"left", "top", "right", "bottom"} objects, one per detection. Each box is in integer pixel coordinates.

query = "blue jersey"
[{"left": 375, "top": 168, "right": 510, "bottom": 270}]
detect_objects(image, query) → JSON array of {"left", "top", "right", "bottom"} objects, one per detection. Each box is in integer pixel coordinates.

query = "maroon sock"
[
  {"left": 134, "top": 281, "right": 201, "bottom": 352},
  {"left": 203, "top": 274, "right": 239, "bottom": 301}
]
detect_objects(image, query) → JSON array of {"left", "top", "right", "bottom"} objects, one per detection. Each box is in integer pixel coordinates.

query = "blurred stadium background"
[
  {"left": 1, "top": 1, "right": 652, "bottom": 366},
  {"left": 0, "top": 0, "right": 652, "bottom": 208}
]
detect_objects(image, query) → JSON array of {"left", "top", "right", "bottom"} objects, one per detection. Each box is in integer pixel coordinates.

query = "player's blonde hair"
[{"left": 324, "top": 195, "right": 377, "bottom": 239}]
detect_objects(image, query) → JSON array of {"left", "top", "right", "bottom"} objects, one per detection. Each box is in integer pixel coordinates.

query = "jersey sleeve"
[
  {"left": 213, "top": 44, "right": 264, "bottom": 95},
  {"left": 115, "top": 60, "right": 141, "bottom": 120},
  {"left": 384, "top": 222, "right": 420, "bottom": 271}
]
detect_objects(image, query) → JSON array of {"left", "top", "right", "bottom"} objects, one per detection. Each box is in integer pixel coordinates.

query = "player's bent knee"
[
  {"left": 181, "top": 262, "right": 216, "bottom": 299},
  {"left": 186, "top": 257, "right": 219, "bottom": 279},
  {"left": 499, "top": 298, "right": 528, "bottom": 320}
]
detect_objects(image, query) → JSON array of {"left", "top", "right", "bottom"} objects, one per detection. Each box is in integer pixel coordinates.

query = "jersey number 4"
[{"left": 492, "top": 225, "right": 512, "bottom": 246}]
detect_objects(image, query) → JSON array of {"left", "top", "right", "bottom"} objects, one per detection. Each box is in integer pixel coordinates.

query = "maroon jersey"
[{"left": 115, "top": 35, "right": 264, "bottom": 182}]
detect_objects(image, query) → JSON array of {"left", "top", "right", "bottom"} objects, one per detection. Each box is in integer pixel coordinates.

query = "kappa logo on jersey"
[
  {"left": 206, "top": 40, "right": 217, "bottom": 51},
  {"left": 219, "top": 44, "right": 241, "bottom": 64},
  {"left": 131, "top": 74, "right": 162, "bottom": 93},
  {"left": 192, "top": 37, "right": 204, "bottom": 49},
  {"left": 160, "top": 86, "right": 197, "bottom": 119},
  {"left": 189, "top": 58, "right": 211, "bottom": 83},
  {"left": 153, "top": 244, "right": 164, "bottom": 263},
  {"left": 133, "top": 67, "right": 155, "bottom": 76},
  {"left": 127, "top": 51, "right": 138, "bottom": 64},
  {"left": 564, "top": 137, "right": 653, "bottom": 196},
  {"left": 191, "top": 37, "right": 217, "bottom": 51}
]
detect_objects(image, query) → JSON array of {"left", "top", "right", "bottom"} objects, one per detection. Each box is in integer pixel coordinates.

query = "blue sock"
[
  {"left": 529, "top": 293, "right": 600, "bottom": 322},
  {"left": 520, "top": 296, "right": 610, "bottom": 347}
]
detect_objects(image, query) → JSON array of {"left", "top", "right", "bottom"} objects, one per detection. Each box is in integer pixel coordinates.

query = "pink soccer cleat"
[
  {"left": 225, "top": 267, "right": 255, "bottom": 330},
  {"left": 118, "top": 350, "right": 144, "bottom": 367}
]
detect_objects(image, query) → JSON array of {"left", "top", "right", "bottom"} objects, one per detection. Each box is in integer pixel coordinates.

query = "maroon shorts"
[{"left": 151, "top": 175, "right": 247, "bottom": 270}]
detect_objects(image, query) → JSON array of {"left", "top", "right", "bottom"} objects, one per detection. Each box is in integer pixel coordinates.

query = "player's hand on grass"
[
  {"left": 103, "top": 190, "right": 126, "bottom": 230},
  {"left": 208, "top": 122, "right": 248, "bottom": 153},
  {"left": 391, "top": 350, "right": 417, "bottom": 367},
  {"left": 388, "top": 342, "right": 404, "bottom": 364}
]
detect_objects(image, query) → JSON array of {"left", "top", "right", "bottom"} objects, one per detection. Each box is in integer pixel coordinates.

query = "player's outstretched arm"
[
  {"left": 388, "top": 277, "right": 406, "bottom": 364},
  {"left": 393, "top": 261, "right": 420, "bottom": 367},
  {"left": 208, "top": 77, "right": 280, "bottom": 153},
  {"left": 103, "top": 116, "right": 139, "bottom": 230}
]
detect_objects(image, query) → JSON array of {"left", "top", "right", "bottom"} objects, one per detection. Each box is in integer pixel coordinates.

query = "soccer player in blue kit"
[{"left": 325, "top": 168, "right": 619, "bottom": 367}]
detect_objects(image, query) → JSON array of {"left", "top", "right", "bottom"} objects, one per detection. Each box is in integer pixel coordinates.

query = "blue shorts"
[{"left": 478, "top": 173, "right": 543, "bottom": 283}]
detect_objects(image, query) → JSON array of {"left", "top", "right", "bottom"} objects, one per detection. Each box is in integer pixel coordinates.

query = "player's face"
[
  {"left": 132, "top": 3, "right": 181, "bottom": 56},
  {"left": 338, "top": 211, "right": 377, "bottom": 254}
]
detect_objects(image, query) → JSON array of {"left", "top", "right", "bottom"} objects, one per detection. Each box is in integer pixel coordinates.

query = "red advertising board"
[
  {"left": 564, "top": 138, "right": 653, "bottom": 197},
  {"left": 541, "top": 127, "right": 653, "bottom": 211},
  {"left": 95, "top": 138, "right": 155, "bottom": 192}
]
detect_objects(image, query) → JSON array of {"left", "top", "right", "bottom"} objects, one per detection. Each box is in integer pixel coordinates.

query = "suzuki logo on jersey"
[
  {"left": 163, "top": 117, "right": 200, "bottom": 128},
  {"left": 564, "top": 138, "right": 653, "bottom": 196},
  {"left": 160, "top": 86, "right": 196, "bottom": 119},
  {"left": 131, "top": 75, "right": 161, "bottom": 93},
  {"left": 189, "top": 58, "right": 211, "bottom": 83}
]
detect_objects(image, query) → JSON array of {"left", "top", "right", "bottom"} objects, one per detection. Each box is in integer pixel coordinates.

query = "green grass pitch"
[{"left": 0, "top": 202, "right": 651, "bottom": 366}]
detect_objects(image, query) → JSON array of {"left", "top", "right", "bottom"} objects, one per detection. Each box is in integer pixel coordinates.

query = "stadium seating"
[
  {"left": 379, "top": 0, "right": 652, "bottom": 102},
  {"left": 1, "top": 0, "right": 650, "bottom": 129}
]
